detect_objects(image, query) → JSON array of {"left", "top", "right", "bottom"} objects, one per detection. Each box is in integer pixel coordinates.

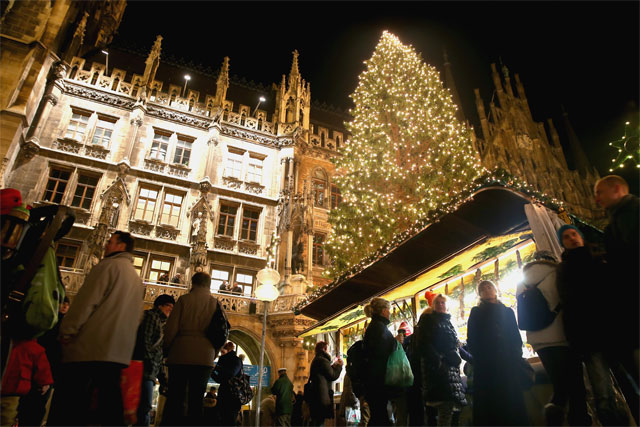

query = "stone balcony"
[{"left": 61, "top": 268, "right": 307, "bottom": 315}]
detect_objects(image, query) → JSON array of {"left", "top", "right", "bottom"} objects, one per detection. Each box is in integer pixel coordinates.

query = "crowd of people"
[{"left": 0, "top": 174, "right": 636, "bottom": 427}]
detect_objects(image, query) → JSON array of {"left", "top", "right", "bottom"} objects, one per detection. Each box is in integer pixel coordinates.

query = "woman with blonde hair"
[
  {"left": 362, "top": 297, "right": 397, "bottom": 426},
  {"left": 467, "top": 280, "right": 528, "bottom": 425}
]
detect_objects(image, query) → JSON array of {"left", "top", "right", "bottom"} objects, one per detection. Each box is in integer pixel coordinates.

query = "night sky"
[{"left": 113, "top": 1, "right": 639, "bottom": 193}]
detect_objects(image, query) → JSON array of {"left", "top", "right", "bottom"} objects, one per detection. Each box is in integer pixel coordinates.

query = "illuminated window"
[
  {"left": 246, "top": 155, "right": 264, "bottom": 183},
  {"left": 150, "top": 131, "right": 170, "bottom": 161},
  {"left": 132, "top": 253, "right": 146, "bottom": 277},
  {"left": 65, "top": 110, "right": 91, "bottom": 141},
  {"left": 330, "top": 185, "right": 341, "bottom": 209},
  {"left": 92, "top": 116, "right": 116, "bottom": 146},
  {"left": 160, "top": 192, "right": 183, "bottom": 227},
  {"left": 225, "top": 151, "right": 244, "bottom": 179},
  {"left": 217, "top": 204, "right": 237, "bottom": 237},
  {"left": 313, "top": 234, "right": 325, "bottom": 266},
  {"left": 173, "top": 135, "right": 193, "bottom": 166},
  {"left": 71, "top": 174, "right": 99, "bottom": 210},
  {"left": 134, "top": 187, "right": 158, "bottom": 222},
  {"left": 210, "top": 268, "right": 231, "bottom": 293},
  {"left": 235, "top": 272, "right": 255, "bottom": 296},
  {"left": 148, "top": 256, "right": 173, "bottom": 282},
  {"left": 240, "top": 209, "right": 260, "bottom": 241},
  {"left": 43, "top": 168, "right": 71, "bottom": 203},
  {"left": 55, "top": 241, "right": 80, "bottom": 268}
]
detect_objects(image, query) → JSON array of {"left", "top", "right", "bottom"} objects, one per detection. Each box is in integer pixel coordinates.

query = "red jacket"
[{"left": 1, "top": 340, "right": 53, "bottom": 396}]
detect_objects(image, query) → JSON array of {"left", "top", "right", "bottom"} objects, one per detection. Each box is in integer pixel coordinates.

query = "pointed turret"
[
  {"left": 490, "top": 63, "right": 508, "bottom": 109},
  {"left": 275, "top": 51, "right": 311, "bottom": 133},
  {"left": 214, "top": 56, "right": 229, "bottom": 107},
  {"left": 562, "top": 106, "right": 592, "bottom": 178},
  {"left": 546, "top": 118, "right": 569, "bottom": 169},
  {"left": 514, "top": 73, "right": 533, "bottom": 119},
  {"left": 143, "top": 35, "right": 162, "bottom": 89},
  {"left": 442, "top": 49, "right": 465, "bottom": 122},
  {"left": 474, "top": 88, "right": 490, "bottom": 143},
  {"left": 500, "top": 61, "right": 514, "bottom": 97},
  {"left": 288, "top": 49, "right": 300, "bottom": 88}
]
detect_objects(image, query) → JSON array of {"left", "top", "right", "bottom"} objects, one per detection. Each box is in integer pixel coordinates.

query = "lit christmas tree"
[{"left": 324, "top": 31, "right": 484, "bottom": 279}]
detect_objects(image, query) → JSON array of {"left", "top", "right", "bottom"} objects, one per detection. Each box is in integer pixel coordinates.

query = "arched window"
[
  {"left": 132, "top": 83, "right": 139, "bottom": 98},
  {"left": 336, "top": 136, "right": 341, "bottom": 149},
  {"left": 90, "top": 72, "right": 99, "bottom": 85},
  {"left": 111, "top": 77, "right": 120, "bottom": 91},
  {"left": 70, "top": 65, "right": 79, "bottom": 80},
  {"left": 312, "top": 168, "right": 328, "bottom": 208}
]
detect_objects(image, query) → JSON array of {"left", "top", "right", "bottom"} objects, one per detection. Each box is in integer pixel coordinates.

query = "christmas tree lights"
[{"left": 324, "top": 31, "right": 483, "bottom": 279}]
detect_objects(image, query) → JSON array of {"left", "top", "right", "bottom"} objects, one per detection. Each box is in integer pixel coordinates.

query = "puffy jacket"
[
  {"left": 517, "top": 259, "right": 567, "bottom": 351},
  {"left": 1, "top": 340, "right": 53, "bottom": 396},
  {"left": 418, "top": 311, "right": 466, "bottom": 406},
  {"left": 308, "top": 351, "right": 342, "bottom": 420}
]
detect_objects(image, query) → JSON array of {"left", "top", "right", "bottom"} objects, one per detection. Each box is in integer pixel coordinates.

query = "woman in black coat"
[
  {"left": 418, "top": 294, "right": 467, "bottom": 426},
  {"left": 362, "top": 297, "right": 397, "bottom": 426},
  {"left": 308, "top": 341, "right": 343, "bottom": 426},
  {"left": 467, "top": 280, "right": 528, "bottom": 426},
  {"left": 211, "top": 341, "right": 243, "bottom": 426}
]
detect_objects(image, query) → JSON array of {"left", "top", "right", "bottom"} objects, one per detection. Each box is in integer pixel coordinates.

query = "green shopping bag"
[{"left": 384, "top": 341, "right": 414, "bottom": 387}]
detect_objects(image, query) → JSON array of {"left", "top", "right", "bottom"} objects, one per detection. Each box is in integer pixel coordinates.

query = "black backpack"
[
  {"left": 206, "top": 302, "right": 230, "bottom": 351},
  {"left": 346, "top": 340, "right": 367, "bottom": 397},
  {"left": 517, "top": 283, "right": 557, "bottom": 331}
]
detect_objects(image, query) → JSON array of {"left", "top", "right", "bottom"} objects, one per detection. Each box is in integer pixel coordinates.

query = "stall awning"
[{"left": 298, "top": 186, "right": 533, "bottom": 333}]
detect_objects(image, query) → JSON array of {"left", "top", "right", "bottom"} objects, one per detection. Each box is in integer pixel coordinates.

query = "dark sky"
[{"left": 113, "top": 0, "right": 639, "bottom": 193}]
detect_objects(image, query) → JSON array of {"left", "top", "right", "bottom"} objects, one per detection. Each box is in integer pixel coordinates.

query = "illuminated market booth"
[{"left": 294, "top": 174, "right": 602, "bottom": 423}]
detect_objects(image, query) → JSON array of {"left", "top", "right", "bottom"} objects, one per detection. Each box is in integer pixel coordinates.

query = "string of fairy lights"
[
  {"left": 608, "top": 121, "right": 640, "bottom": 171},
  {"left": 293, "top": 168, "right": 566, "bottom": 314},
  {"left": 323, "top": 31, "right": 483, "bottom": 280}
]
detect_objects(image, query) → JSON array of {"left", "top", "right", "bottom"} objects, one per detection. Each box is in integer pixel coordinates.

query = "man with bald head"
[{"left": 594, "top": 175, "right": 639, "bottom": 423}]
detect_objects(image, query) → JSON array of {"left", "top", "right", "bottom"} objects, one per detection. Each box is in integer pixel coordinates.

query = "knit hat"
[
  {"left": 399, "top": 321, "right": 412, "bottom": 336},
  {"left": 0, "top": 189, "right": 22, "bottom": 215},
  {"left": 424, "top": 291, "right": 437, "bottom": 307},
  {"left": 556, "top": 224, "right": 584, "bottom": 246}
]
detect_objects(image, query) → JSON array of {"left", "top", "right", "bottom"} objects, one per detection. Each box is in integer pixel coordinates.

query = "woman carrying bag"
[{"left": 308, "top": 341, "right": 343, "bottom": 426}]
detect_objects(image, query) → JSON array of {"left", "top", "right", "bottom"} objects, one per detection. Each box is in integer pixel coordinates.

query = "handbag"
[
  {"left": 228, "top": 365, "right": 254, "bottom": 405},
  {"left": 384, "top": 341, "right": 414, "bottom": 387},
  {"left": 121, "top": 360, "right": 144, "bottom": 424}
]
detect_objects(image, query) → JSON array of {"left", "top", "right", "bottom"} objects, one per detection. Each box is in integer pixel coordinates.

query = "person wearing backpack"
[
  {"left": 557, "top": 225, "right": 629, "bottom": 426},
  {"left": 162, "top": 272, "right": 220, "bottom": 426},
  {"left": 211, "top": 341, "right": 243, "bottom": 427},
  {"left": 516, "top": 250, "right": 590, "bottom": 426}
]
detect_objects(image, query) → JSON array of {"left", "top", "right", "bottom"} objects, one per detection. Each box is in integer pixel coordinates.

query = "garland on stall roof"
[{"left": 293, "top": 168, "right": 564, "bottom": 314}]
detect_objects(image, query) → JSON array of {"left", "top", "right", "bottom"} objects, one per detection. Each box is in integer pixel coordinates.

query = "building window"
[
  {"left": 225, "top": 151, "right": 244, "bottom": 179},
  {"left": 132, "top": 253, "right": 146, "bottom": 277},
  {"left": 150, "top": 131, "right": 171, "bottom": 161},
  {"left": 330, "top": 185, "right": 341, "bottom": 209},
  {"left": 173, "top": 135, "right": 193, "bottom": 166},
  {"left": 71, "top": 174, "right": 99, "bottom": 210},
  {"left": 160, "top": 192, "right": 183, "bottom": 227},
  {"left": 211, "top": 268, "right": 231, "bottom": 293},
  {"left": 92, "top": 115, "right": 116, "bottom": 146},
  {"left": 42, "top": 168, "right": 71, "bottom": 203},
  {"left": 313, "top": 234, "right": 325, "bottom": 266},
  {"left": 235, "top": 272, "right": 255, "bottom": 296},
  {"left": 240, "top": 209, "right": 260, "bottom": 241},
  {"left": 217, "top": 204, "right": 237, "bottom": 237},
  {"left": 246, "top": 155, "right": 264, "bottom": 183},
  {"left": 312, "top": 169, "right": 328, "bottom": 207},
  {"left": 134, "top": 187, "right": 159, "bottom": 222},
  {"left": 148, "top": 256, "right": 173, "bottom": 282},
  {"left": 55, "top": 241, "right": 80, "bottom": 268},
  {"left": 65, "top": 110, "right": 91, "bottom": 141}
]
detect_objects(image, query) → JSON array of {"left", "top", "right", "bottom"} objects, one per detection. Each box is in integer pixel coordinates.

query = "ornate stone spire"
[
  {"left": 289, "top": 50, "right": 300, "bottom": 83},
  {"left": 63, "top": 12, "right": 88, "bottom": 62},
  {"left": 143, "top": 35, "right": 162, "bottom": 88},
  {"left": 215, "top": 56, "right": 229, "bottom": 107}
]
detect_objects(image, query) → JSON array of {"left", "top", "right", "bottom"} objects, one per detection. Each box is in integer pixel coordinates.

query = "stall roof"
[{"left": 298, "top": 186, "right": 533, "bottom": 328}]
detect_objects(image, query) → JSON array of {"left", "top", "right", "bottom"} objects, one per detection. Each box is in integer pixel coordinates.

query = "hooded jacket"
[{"left": 516, "top": 259, "right": 567, "bottom": 351}]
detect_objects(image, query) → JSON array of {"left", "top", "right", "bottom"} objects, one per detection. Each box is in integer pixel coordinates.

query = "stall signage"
[{"left": 243, "top": 364, "right": 271, "bottom": 387}]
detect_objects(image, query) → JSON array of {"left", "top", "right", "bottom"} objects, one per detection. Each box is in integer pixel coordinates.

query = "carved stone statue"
[
  {"left": 190, "top": 211, "right": 203, "bottom": 243},
  {"left": 291, "top": 238, "right": 304, "bottom": 274}
]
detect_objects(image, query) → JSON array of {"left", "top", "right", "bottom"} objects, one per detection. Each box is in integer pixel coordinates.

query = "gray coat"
[
  {"left": 164, "top": 286, "right": 219, "bottom": 366},
  {"left": 60, "top": 251, "right": 144, "bottom": 365}
]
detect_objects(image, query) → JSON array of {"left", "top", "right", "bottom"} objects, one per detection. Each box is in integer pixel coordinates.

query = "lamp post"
[
  {"left": 254, "top": 266, "right": 280, "bottom": 426},
  {"left": 183, "top": 74, "right": 191, "bottom": 98},
  {"left": 101, "top": 50, "right": 109, "bottom": 76},
  {"left": 252, "top": 96, "right": 266, "bottom": 116}
]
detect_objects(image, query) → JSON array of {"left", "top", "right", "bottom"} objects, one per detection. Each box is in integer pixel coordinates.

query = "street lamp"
[
  {"left": 182, "top": 74, "right": 191, "bottom": 98},
  {"left": 252, "top": 96, "right": 266, "bottom": 116},
  {"left": 254, "top": 266, "right": 280, "bottom": 426},
  {"left": 101, "top": 50, "right": 109, "bottom": 76}
]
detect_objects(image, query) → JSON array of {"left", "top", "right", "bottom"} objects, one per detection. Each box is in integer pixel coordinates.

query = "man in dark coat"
[
  {"left": 133, "top": 294, "right": 175, "bottom": 426},
  {"left": 271, "top": 368, "right": 294, "bottom": 426},
  {"left": 594, "top": 175, "right": 640, "bottom": 423},
  {"left": 211, "top": 341, "right": 243, "bottom": 426},
  {"left": 308, "top": 341, "right": 343, "bottom": 426}
]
